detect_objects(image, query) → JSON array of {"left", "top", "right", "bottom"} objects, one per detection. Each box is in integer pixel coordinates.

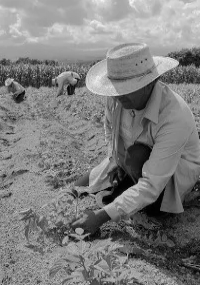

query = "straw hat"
[
  {"left": 72, "top": 72, "right": 81, "bottom": 80},
  {"left": 86, "top": 43, "right": 179, "bottom": 96},
  {"left": 5, "top": 78, "right": 14, "bottom": 87}
]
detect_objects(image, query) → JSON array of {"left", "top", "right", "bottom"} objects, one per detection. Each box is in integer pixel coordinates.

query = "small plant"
[
  {"left": 49, "top": 236, "right": 142, "bottom": 285},
  {"left": 19, "top": 188, "right": 81, "bottom": 245}
]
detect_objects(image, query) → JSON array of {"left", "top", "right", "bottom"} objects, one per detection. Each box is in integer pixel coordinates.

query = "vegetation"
[
  {"left": 167, "top": 47, "right": 200, "bottom": 67},
  {"left": 0, "top": 63, "right": 88, "bottom": 88},
  {"left": 18, "top": 188, "right": 175, "bottom": 285},
  {"left": 0, "top": 57, "right": 59, "bottom": 66},
  {"left": 1, "top": 62, "right": 200, "bottom": 88},
  {"left": 1, "top": 47, "right": 200, "bottom": 88}
]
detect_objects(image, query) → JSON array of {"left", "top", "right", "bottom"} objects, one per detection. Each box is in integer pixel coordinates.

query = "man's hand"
[
  {"left": 13, "top": 92, "right": 20, "bottom": 99},
  {"left": 71, "top": 209, "right": 111, "bottom": 234}
]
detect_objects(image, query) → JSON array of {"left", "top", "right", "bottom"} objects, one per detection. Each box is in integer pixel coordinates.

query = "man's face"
[{"left": 115, "top": 81, "right": 155, "bottom": 110}]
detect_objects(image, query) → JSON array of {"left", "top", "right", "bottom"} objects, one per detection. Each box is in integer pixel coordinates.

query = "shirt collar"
[{"left": 142, "top": 81, "right": 163, "bottom": 124}]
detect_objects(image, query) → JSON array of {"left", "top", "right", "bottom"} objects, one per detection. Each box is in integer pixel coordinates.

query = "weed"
[
  {"left": 19, "top": 188, "right": 81, "bottom": 245},
  {"left": 49, "top": 236, "right": 142, "bottom": 285}
]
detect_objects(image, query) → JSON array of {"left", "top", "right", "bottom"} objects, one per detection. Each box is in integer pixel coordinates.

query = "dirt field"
[{"left": 0, "top": 85, "right": 200, "bottom": 285}]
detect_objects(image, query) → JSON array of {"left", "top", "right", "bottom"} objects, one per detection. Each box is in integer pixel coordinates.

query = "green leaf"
[
  {"left": 126, "top": 268, "right": 142, "bottom": 282},
  {"left": 166, "top": 239, "right": 175, "bottom": 248},
  {"left": 69, "top": 233, "right": 82, "bottom": 240},
  {"left": 101, "top": 276, "right": 116, "bottom": 283},
  {"left": 62, "top": 236, "right": 69, "bottom": 245},
  {"left": 36, "top": 215, "right": 48, "bottom": 231},
  {"left": 19, "top": 208, "right": 32, "bottom": 216},
  {"left": 19, "top": 212, "right": 35, "bottom": 221},
  {"left": 63, "top": 253, "right": 80, "bottom": 264},
  {"left": 49, "top": 263, "right": 65, "bottom": 279},
  {"left": 90, "top": 280, "right": 101, "bottom": 285},
  {"left": 161, "top": 233, "right": 168, "bottom": 242},
  {"left": 69, "top": 270, "right": 86, "bottom": 281},
  {"left": 66, "top": 199, "right": 73, "bottom": 205},
  {"left": 75, "top": 228, "right": 84, "bottom": 235},
  {"left": 94, "top": 260, "right": 110, "bottom": 273},
  {"left": 24, "top": 223, "right": 30, "bottom": 241},
  {"left": 61, "top": 276, "right": 74, "bottom": 285}
]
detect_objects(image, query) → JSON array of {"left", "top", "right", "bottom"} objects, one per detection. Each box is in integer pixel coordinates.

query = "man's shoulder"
[
  {"left": 13, "top": 81, "right": 23, "bottom": 88},
  {"left": 158, "top": 82, "right": 190, "bottom": 111},
  {"left": 158, "top": 83, "right": 195, "bottom": 129},
  {"left": 72, "top": 72, "right": 80, "bottom": 79},
  {"left": 58, "top": 71, "right": 71, "bottom": 78}
]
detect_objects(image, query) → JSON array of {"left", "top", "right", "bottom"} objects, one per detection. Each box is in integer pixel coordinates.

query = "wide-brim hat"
[
  {"left": 5, "top": 78, "right": 14, "bottom": 87},
  {"left": 72, "top": 72, "right": 81, "bottom": 80},
  {"left": 86, "top": 43, "right": 179, "bottom": 96}
]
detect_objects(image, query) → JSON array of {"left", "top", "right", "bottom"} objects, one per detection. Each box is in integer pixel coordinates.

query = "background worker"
[
  {"left": 52, "top": 71, "right": 80, "bottom": 97},
  {"left": 5, "top": 78, "right": 26, "bottom": 103}
]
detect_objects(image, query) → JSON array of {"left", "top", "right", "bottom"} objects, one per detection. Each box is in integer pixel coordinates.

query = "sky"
[{"left": 0, "top": 0, "right": 200, "bottom": 62}]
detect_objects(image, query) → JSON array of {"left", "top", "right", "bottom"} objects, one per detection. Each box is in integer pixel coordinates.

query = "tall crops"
[
  {"left": 161, "top": 64, "right": 200, "bottom": 84},
  {"left": 1, "top": 62, "right": 200, "bottom": 87},
  {"left": 0, "top": 63, "right": 89, "bottom": 88}
]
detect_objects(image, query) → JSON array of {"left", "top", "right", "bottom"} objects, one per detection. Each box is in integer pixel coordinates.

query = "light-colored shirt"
[
  {"left": 119, "top": 108, "right": 144, "bottom": 149},
  {"left": 56, "top": 71, "right": 80, "bottom": 96},
  {"left": 89, "top": 81, "right": 200, "bottom": 221},
  {"left": 7, "top": 81, "right": 25, "bottom": 96}
]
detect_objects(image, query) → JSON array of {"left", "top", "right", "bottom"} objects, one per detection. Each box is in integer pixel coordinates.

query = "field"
[
  {"left": 0, "top": 83, "right": 200, "bottom": 285},
  {"left": 1, "top": 63, "right": 200, "bottom": 88}
]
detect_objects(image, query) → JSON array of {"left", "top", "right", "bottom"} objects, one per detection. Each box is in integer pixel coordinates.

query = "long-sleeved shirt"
[
  {"left": 56, "top": 71, "right": 80, "bottom": 97},
  {"left": 7, "top": 81, "right": 25, "bottom": 97},
  {"left": 88, "top": 81, "right": 200, "bottom": 222}
]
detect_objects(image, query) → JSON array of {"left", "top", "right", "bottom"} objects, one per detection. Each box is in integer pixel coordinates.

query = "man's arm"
[
  {"left": 12, "top": 82, "right": 24, "bottom": 98},
  {"left": 103, "top": 118, "right": 191, "bottom": 222},
  {"left": 56, "top": 79, "right": 64, "bottom": 97},
  {"left": 104, "top": 97, "right": 114, "bottom": 156}
]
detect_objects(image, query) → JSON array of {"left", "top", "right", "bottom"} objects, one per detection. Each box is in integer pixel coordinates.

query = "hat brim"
[{"left": 86, "top": 56, "right": 179, "bottom": 96}]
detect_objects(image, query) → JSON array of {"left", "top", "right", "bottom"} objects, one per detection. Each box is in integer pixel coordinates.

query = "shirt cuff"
[{"left": 103, "top": 203, "right": 121, "bottom": 222}]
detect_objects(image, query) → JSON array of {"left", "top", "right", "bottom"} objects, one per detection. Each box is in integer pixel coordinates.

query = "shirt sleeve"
[
  {"left": 104, "top": 118, "right": 191, "bottom": 222},
  {"left": 56, "top": 77, "right": 64, "bottom": 96},
  {"left": 104, "top": 98, "right": 113, "bottom": 156},
  {"left": 12, "top": 82, "right": 23, "bottom": 96}
]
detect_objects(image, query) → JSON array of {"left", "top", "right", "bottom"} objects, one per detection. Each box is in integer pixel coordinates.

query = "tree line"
[
  {"left": 0, "top": 57, "right": 59, "bottom": 66},
  {"left": 1, "top": 47, "right": 200, "bottom": 67},
  {"left": 167, "top": 47, "right": 200, "bottom": 67}
]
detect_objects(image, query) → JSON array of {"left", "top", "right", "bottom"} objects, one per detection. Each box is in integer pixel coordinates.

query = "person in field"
[
  {"left": 52, "top": 71, "right": 80, "bottom": 97},
  {"left": 71, "top": 42, "right": 200, "bottom": 234},
  {"left": 5, "top": 78, "right": 26, "bottom": 103}
]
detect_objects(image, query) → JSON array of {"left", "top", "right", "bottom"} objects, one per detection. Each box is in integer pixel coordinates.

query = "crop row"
[{"left": 1, "top": 63, "right": 200, "bottom": 88}]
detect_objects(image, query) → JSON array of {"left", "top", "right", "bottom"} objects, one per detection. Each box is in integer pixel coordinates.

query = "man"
[
  {"left": 71, "top": 42, "right": 200, "bottom": 234},
  {"left": 5, "top": 78, "right": 26, "bottom": 103},
  {"left": 52, "top": 71, "right": 80, "bottom": 97}
]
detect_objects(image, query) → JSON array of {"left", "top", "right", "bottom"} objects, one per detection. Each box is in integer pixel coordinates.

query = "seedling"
[
  {"left": 49, "top": 237, "right": 142, "bottom": 285},
  {"left": 18, "top": 187, "right": 82, "bottom": 245}
]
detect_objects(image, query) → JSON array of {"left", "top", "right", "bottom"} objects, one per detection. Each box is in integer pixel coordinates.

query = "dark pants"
[
  {"left": 67, "top": 84, "right": 76, "bottom": 95},
  {"left": 75, "top": 143, "right": 165, "bottom": 216},
  {"left": 14, "top": 91, "right": 26, "bottom": 103}
]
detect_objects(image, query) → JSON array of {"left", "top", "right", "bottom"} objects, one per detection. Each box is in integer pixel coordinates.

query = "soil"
[{"left": 0, "top": 86, "right": 200, "bottom": 285}]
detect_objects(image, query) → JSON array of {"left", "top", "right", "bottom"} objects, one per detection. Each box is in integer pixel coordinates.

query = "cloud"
[
  {"left": 129, "top": 0, "right": 163, "bottom": 18},
  {"left": 86, "top": 0, "right": 132, "bottom": 22},
  {"left": 0, "top": 0, "right": 199, "bottom": 59}
]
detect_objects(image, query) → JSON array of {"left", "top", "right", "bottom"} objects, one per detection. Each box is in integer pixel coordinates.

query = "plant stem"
[{"left": 75, "top": 197, "right": 79, "bottom": 219}]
